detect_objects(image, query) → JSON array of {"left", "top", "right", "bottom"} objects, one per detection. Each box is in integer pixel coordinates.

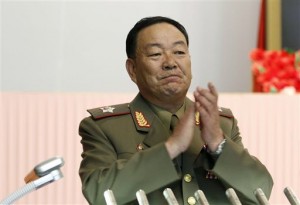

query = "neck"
[{"left": 141, "top": 93, "right": 186, "bottom": 113}]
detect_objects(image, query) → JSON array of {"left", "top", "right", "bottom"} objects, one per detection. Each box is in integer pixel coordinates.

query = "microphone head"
[
  {"left": 24, "top": 156, "right": 64, "bottom": 183},
  {"left": 254, "top": 188, "right": 270, "bottom": 205},
  {"left": 284, "top": 187, "right": 300, "bottom": 205},
  {"left": 163, "top": 188, "right": 179, "bottom": 205},
  {"left": 136, "top": 189, "right": 150, "bottom": 205},
  {"left": 104, "top": 189, "right": 117, "bottom": 205},
  {"left": 225, "top": 188, "right": 242, "bottom": 205},
  {"left": 194, "top": 190, "right": 209, "bottom": 205}
]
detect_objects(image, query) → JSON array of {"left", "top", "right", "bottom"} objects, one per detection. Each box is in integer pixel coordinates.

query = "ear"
[{"left": 126, "top": 58, "right": 137, "bottom": 84}]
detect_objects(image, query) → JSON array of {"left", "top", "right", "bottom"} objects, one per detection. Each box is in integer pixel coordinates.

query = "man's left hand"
[{"left": 193, "top": 82, "right": 224, "bottom": 152}]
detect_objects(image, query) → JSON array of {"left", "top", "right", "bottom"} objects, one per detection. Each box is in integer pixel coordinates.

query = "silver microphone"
[
  {"left": 254, "top": 188, "right": 270, "bottom": 205},
  {"left": 163, "top": 188, "right": 179, "bottom": 205},
  {"left": 136, "top": 189, "right": 150, "bottom": 205},
  {"left": 104, "top": 189, "right": 117, "bottom": 205},
  {"left": 0, "top": 156, "right": 64, "bottom": 205},
  {"left": 225, "top": 188, "right": 242, "bottom": 205},
  {"left": 284, "top": 187, "right": 300, "bottom": 205},
  {"left": 194, "top": 190, "right": 209, "bottom": 205}
]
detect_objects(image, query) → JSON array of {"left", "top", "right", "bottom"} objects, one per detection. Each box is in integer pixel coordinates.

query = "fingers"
[
  {"left": 194, "top": 82, "right": 219, "bottom": 114},
  {"left": 175, "top": 106, "right": 195, "bottom": 135},
  {"left": 194, "top": 91, "right": 213, "bottom": 114},
  {"left": 181, "top": 105, "right": 195, "bottom": 124},
  {"left": 195, "top": 82, "right": 218, "bottom": 102},
  {"left": 208, "top": 82, "right": 218, "bottom": 97}
]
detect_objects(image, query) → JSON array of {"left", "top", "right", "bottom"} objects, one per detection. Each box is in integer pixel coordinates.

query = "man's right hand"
[{"left": 165, "top": 106, "right": 195, "bottom": 159}]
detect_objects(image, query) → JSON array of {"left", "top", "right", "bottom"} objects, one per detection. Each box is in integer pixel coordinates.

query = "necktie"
[
  {"left": 170, "top": 114, "right": 182, "bottom": 172},
  {"left": 170, "top": 114, "right": 179, "bottom": 133}
]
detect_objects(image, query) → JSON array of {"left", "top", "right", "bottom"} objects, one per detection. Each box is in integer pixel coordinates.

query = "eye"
[
  {"left": 174, "top": 50, "right": 186, "bottom": 55},
  {"left": 149, "top": 53, "right": 161, "bottom": 57}
]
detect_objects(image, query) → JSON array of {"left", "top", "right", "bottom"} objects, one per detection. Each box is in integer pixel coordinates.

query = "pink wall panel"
[
  {"left": 0, "top": 92, "right": 135, "bottom": 205},
  {"left": 0, "top": 92, "right": 299, "bottom": 204},
  {"left": 219, "top": 94, "right": 300, "bottom": 205}
]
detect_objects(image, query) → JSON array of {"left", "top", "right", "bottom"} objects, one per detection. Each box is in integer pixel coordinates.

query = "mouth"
[
  {"left": 160, "top": 74, "right": 182, "bottom": 83},
  {"left": 161, "top": 74, "right": 181, "bottom": 80}
]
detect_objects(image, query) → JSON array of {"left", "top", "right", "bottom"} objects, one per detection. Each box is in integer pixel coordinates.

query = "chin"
[{"left": 163, "top": 87, "right": 187, "bottom": 98}]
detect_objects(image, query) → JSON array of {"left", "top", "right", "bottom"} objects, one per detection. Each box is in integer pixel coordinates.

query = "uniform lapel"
[
  {"left": 129, "top": 94, "right": 205, "bottom": 152},
  {"left": 129, "top": 93, "right": 169, "bottom": 147}
]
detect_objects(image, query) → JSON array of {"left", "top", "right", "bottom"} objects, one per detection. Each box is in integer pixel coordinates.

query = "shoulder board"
[
  {"left": 218, "top": 107, "right": 234, "bottom": 118},
  {"left": 87, "top": 103, "right": 130, "bottom": 120}
]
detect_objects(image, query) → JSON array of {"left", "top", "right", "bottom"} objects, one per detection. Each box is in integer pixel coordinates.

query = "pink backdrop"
[{"left": 0, "top": 92, "right": 299, "bottom": 204}]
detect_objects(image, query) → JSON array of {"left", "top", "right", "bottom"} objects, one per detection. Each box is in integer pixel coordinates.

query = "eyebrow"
[{"left": 145, "top": 40, "right": 187, "bottom": 49}]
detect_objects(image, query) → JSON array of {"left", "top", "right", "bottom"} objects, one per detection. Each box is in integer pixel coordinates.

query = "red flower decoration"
[{"left": 250, "top": 48, "right": 300, "bottom": 93}]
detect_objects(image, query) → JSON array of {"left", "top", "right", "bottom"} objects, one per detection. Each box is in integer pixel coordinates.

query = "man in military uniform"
[{"left": 79, "top": 16, "right": 273, "bottom": 205}]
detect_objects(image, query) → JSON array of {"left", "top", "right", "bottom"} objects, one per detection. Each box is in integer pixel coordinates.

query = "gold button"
[
  {"left": 187, "top": 196, "right": 196, "bottom": 205},
  {"left": 136, "top": 143, "right": 143, "bottom": 151},
  {"left": 184, "top": 174, "right": 192, "bottom": 182}
]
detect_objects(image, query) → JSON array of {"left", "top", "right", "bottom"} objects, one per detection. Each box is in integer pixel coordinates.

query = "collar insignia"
[
  {"left": 100, "top": 106, "right": 115, "bottom": 113},
  {"left": 195, "top": 112, "right": 200, "bottom": 125},
  {"left": 135, "top": 111, "right": 150, "bottom": 128}
]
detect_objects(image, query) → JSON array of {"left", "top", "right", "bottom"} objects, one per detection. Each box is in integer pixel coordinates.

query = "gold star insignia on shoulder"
[
  {"left": 100, "top": 106, "right": 115, "bottom": 113},
  {"left": 135, "top": 111, "right": 150, "bottom": 128}
]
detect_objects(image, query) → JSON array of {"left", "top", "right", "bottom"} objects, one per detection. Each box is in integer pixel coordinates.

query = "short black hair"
[{"left": 126, "top": 16, "right": 189, "bottom": 58}]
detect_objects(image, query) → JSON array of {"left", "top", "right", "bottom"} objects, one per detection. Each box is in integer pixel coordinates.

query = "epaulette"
[
  {"left": 218, "top": 107, "right": 234, "bottom": 118},
  {"left": 87, "top": 103, "right": 130, "bottom": 120}
]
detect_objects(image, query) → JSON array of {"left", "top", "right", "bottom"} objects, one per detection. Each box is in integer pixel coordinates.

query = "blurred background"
[{"left": 0, "top": 0, "right": 269, "bottom": 92}]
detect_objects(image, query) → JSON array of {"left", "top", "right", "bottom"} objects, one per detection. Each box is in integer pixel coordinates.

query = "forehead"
[{"left": 136, "top": 23, "right": 187, "bottom": 48}]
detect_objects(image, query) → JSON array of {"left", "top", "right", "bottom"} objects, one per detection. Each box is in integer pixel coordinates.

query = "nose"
[{"left": 162, "top": 53, "right": 177, "bottom": 70}]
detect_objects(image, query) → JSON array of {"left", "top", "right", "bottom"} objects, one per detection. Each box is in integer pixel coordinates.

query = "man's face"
[{"left": 127, "top": 23, "right": 192, "bottom": 103}]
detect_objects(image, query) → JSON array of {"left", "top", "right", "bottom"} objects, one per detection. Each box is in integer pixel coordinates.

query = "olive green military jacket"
[{"left": 79, "top": 93, "right": 273, "bottom": 205}]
